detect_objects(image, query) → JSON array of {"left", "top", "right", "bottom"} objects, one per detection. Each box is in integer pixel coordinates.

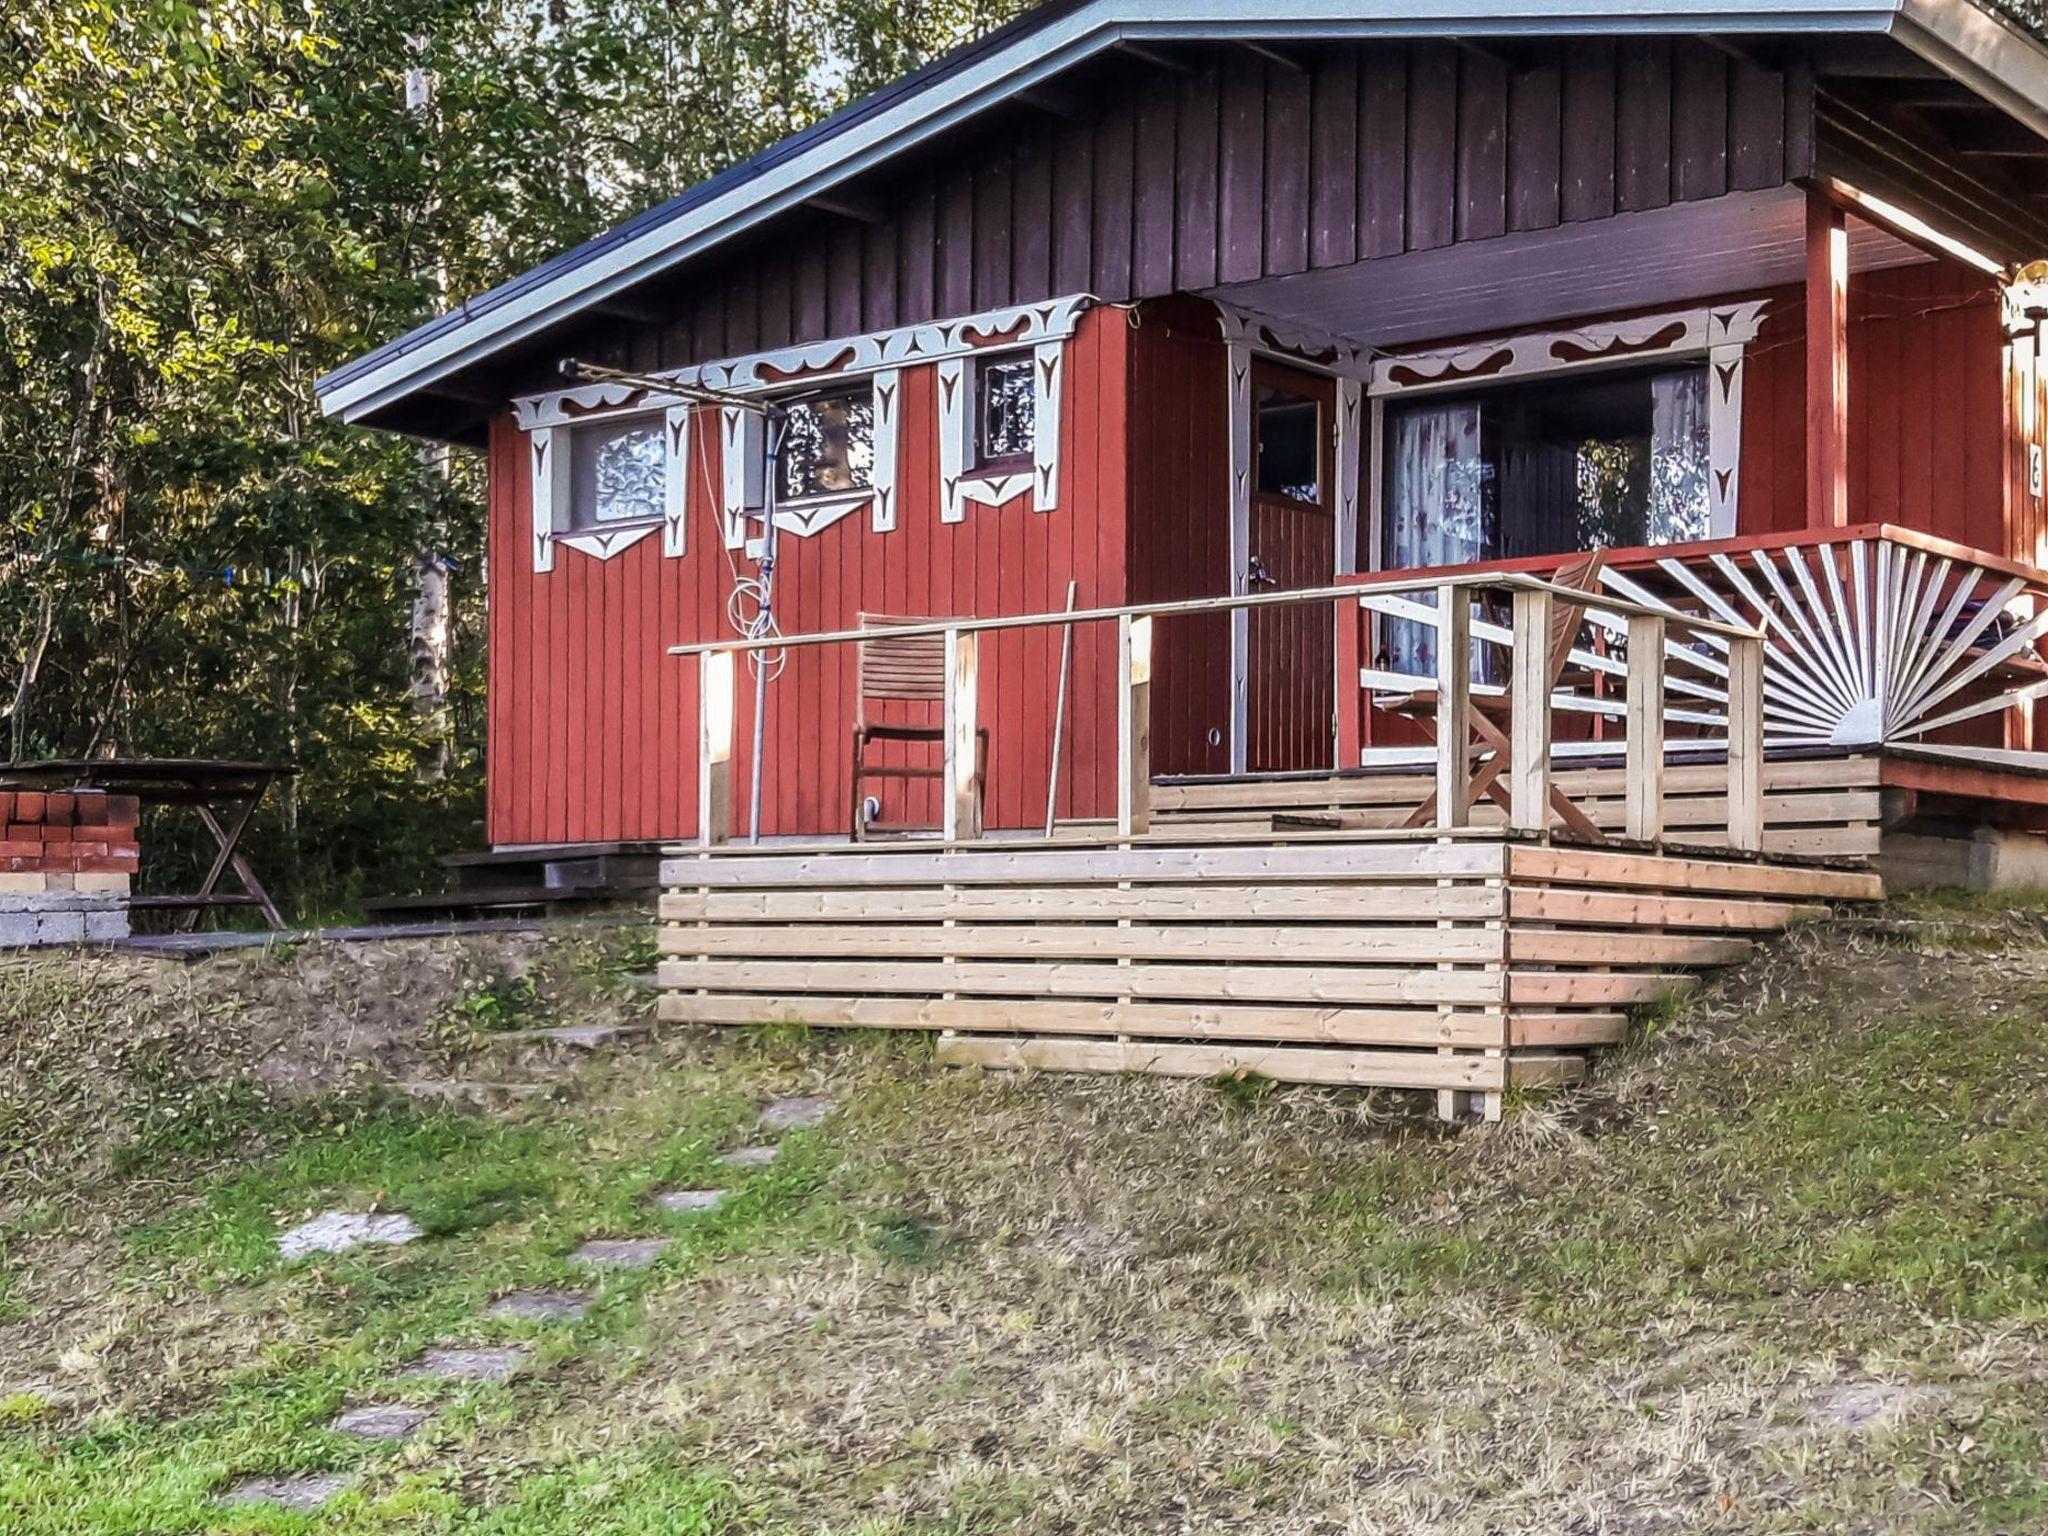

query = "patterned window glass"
[
  {"left": 570, "top": 418, "right": 664, "bottom": 528},
  {"left": 778, "top": 386, "right": 875, "bottom": 501},
  {"left": 977, "top": 355, "right": 1035, "bottom": 465}
]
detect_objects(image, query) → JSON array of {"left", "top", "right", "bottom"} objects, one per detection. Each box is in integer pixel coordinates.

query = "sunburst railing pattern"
[{"left": 1355, "top": 528, "right": 2048, "bottom": 757}]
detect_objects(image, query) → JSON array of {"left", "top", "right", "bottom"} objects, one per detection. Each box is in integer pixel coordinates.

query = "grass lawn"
[{"left": 0, "top": 903, "right": 2044, "bottom": 1533}]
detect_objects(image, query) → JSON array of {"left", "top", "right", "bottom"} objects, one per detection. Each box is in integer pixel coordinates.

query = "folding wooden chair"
[
  {"left": 1378, "top": 550, "right": 1609, "bottom": 838},
  {"left": 848, "top": 612, "right": 988, "bottom": 840}
]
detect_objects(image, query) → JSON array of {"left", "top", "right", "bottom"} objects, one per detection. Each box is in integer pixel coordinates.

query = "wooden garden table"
[{"left": 0, "top": 758, "right": 292, "bottom": 930}]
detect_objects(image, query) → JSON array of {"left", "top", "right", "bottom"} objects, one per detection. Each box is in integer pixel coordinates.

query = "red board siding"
[
  {"left": 1737, "top": 258, "right": 2007, "bottom": 550},
  {"left": 1124, "top": 301, "right": 1233, "bottom": 777},
  {"left": 486, "top": 310, "right": 1130, "bottom": 846}
]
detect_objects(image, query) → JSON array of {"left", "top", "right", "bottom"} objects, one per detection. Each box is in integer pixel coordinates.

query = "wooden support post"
[
  {"left": 943, "top": 627, "right": 982, "bottom": 842},
  {"left": 1806, "top": 190, "right": 1849, "bottom": 530},
  {"left": 1508, "top": 587, "right": 1553, "bottom": 832},
  {"left": 1435, "top": 584, "right": 1473, "bottom": 828},
  {"left": 1727, "top": 632, "right": 1766, "bottom": 853},
  {"left": 1118, "top": 613, "right": 1154, "bottom": 837},
  {"left": 1334, "top": 595, "right": 1363, "bottom": 771},
  {"left": 697, "top": 648, "right": 735, "bottom": 848},
  {"left": 1625, "top": 614, "right": 1667, "bottom": 842}
]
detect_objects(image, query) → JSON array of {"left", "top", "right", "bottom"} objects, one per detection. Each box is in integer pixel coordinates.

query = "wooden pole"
[
  {"left": 1727, "top": 632, "right": 1766, "bottom": 852},
  {"left": 1334, "top": 594, "right": 1364, "bottom": 771},
  {"left": 1118, "top": 613, "right": 1153, "bottom": 837},
  {"left": 1625, "top": 614, "right": 1667, "bottom": 842},
  {"left": 943, "top": 627, "right": 982, "bottom": 842},
  {"left": 1806, "top": 189, "right": 1850, "bottom": 530},
  {"left": 698, "top": 648, "right": 734, "bottom": 848},
  {"left": 1434, "top": 584, "right": 1473, "bottom": 828},
  {"left": 1508, "top": 587, "right": 1553, "bottom": 832},
  {"left": 1044, "top": 579, "right": 1079, "bottom": 837}
]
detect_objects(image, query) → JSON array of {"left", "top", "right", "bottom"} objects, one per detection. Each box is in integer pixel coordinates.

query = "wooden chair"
[
  {"left": 1377, "top": 549, "right": 1609, "bottom": 838},
  {"left": 848, "top": 613, "right": 988, "bottom": 840}
]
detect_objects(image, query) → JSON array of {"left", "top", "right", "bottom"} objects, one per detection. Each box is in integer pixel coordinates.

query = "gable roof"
[{"left": 317, "top": 0, "right": 2048, "bottom": 432}]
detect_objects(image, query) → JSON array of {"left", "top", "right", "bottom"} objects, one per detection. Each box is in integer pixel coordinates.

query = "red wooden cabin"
[{"left": 319, "top": 2, "right": 2048, "bottom": 1109}]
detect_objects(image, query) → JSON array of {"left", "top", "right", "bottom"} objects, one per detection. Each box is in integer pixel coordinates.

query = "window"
[
  {"left": 1256, "top": 385, "right": 1322, "bottom": 504},
  {"left": 975, "top": 354, "right": 1035, "bottom": 467},
  {"left": 1379, "top": 363, "right": 1710, "bottom": 673},
  {"left": 776, "top": 385, "right": 874, "bottom": 502},
  {"left": 568, "top": 417, "right": 665, "bottom": 530},
  {"left": 1382, "top": 363, "right": 1709, "bottom": 571}
]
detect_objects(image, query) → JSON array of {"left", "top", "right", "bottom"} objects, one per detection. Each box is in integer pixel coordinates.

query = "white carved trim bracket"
[{"left": 513, "top": 295, "right": 1094, "bottom": 564}]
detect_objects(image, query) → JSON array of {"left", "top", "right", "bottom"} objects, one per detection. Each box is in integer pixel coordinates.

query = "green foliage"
[{"left": 0, "top": 0, "right": 1025, "bottom": 918}]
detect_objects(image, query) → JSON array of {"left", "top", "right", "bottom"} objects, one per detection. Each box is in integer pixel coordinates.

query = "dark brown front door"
[{"left": 1245, "top": 361, "right": 1337, "bottom": 773}]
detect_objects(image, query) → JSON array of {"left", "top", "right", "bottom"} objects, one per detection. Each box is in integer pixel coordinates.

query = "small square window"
[
  {"left": 569, "top": 417, "right": 665, "bottom": 530},
  {"left": 1255, "top": 386, "right": 1321, "bottom": 505},
  {"left": 976, "top": 354, "right": 1036, "bottom": 468},
  {"left": 777, "top": 385, "right": 875, "bottom": 502}
]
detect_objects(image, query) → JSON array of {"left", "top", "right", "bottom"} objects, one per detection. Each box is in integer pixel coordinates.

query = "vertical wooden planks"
[
  {"left": 1265, "top": 56, "right": 1311, "bottom": 275},
  {"left": 972, "top": 154, "right": 1013, "bottom": 312},
  {"left": 1560, "top": 41, "right": 1616, "bottom": 223},
  {"left": 1219, "top": 51, "right": 1266, "bottom": 283},
  {"left": 1310, "top": 51, "right": 1358, "bottom": 268},
  {"left": 1406, "top": 44, "right": 1458, "bottom": 252},
  {"left": 1050, "top": 118, "right": 1094, "bottom": 296},
  {"left": 1615, "top": 40, "right": 1673, "bottom": 213},
  {"left": 937, "top": 173, "right": 974, "bottom": 318},
  {"left": 1359, "top": 44, "right": 1408, "bottom": 257},
  {"left": 1092, "top": 99, "right": 1137, "bottom": 300},
  {"left": 1672, "top": 43, "right": 1728, "bottom": 204},
  {"left": 1455, "top": 49, "right": 1507, "bottom": 243},
  {"left": 1175, "top": 69, "right": 1221, "bottom": 289},
  {"left": 1134, "top": 80, "right": 1180, "bottom": 296},
  {"left": 1728, "top": 58, "right": 1784, "bottom": 191},
  {"left": 1507, "top": 50, "right": 1562, "bottom": 233},
  {"left": 1012, "top": 123, "right": 1054, "bottom": 303}
]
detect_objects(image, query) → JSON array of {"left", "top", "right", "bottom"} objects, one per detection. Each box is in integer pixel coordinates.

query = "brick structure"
[{"left": 0, "top": 790, "right": 138, "bottom": 946}]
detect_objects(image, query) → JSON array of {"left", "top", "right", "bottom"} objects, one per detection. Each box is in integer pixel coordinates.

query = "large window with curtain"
[{"left": 1378, "top": 362, "right": 1710, "bottom": 673}]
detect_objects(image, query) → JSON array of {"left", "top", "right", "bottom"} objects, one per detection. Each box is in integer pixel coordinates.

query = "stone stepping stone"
[
  {"left": 572, "top": 1237, "right": 670, "bottom": 1269},
  {"left": 759, "top": 1096, "right": 833, "bottom": 1132},
  {"left": 332, "top": 1405, "right": 432, "bottom": 1442},
  {"left": 488, "top": 1288, "right": 592, "bottom": 1322},
  {"left": 653, "top": 1187, "right": 728, "bottom": 1214},
  {"left": 718, "top": 1144, "right": 781, "bottom": 1169},
  {"left": 218, "top": 1472, "right": 351, "bottom": 1510},
  {"left": 411, "top": 1345, "right": 526, "bottom": 1382},
  {"left": 277, "top": 1211, "right": 421, "bottom": 1261}
]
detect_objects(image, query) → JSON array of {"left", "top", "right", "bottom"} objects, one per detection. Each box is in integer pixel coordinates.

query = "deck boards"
[{"left": 657, "top": 823, "right": 1875, "bottom": 1105}]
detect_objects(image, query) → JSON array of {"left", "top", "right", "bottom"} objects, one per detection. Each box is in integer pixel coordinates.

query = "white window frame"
[{"left": 1363, "top": 300, "right": 1770, "bottom": 580}]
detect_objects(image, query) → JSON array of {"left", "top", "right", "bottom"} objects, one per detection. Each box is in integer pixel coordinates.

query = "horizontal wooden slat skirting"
[{"left": 656, "top": 825, "right": 1875, "bottom": 1101}]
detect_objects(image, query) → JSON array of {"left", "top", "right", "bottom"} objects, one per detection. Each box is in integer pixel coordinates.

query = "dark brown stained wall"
[{"left": 543, "top": 38, "right": 1810, "bottom": 391}]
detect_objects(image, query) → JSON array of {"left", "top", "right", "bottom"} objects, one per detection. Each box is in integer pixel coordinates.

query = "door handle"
[{"left": 1246, "top": 554, "right": 1275, "bottom": 588}]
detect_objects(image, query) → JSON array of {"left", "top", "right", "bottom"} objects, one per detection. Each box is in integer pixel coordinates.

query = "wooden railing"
[
  {"left": 672, "top": 572, "right": 1765, "bottom": 853},
  {"left": 1351, "top": 525, "right": 2048, "bottom": 758}
]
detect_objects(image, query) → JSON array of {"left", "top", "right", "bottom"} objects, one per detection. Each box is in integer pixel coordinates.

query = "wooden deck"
[
  {"left": 656, "top": 827, "right": 1877, "bottom": 1115},
  {"left": 1156, "top": 751, "right": 1889, "bottom": 860}
]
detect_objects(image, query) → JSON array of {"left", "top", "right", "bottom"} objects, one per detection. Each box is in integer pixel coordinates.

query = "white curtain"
[
  {"left": 1649, "top": 369, "right": 1711, "bottom": 545},
  {"left": 1384, "top": 402, "right": 1487, "bottom": 676}
]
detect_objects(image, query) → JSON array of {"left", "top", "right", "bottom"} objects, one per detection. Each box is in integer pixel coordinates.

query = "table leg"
[{"left": 190, "top": 794, "right": 282, "bottom": 931}]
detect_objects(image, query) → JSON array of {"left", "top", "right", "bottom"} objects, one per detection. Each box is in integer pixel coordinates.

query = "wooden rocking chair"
[
  {"left": 1378, "top": 550, "right": 1609, "bottom": 838},
  {"left": 848, "top": 612, "right": 988, "bottom": 840}
]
